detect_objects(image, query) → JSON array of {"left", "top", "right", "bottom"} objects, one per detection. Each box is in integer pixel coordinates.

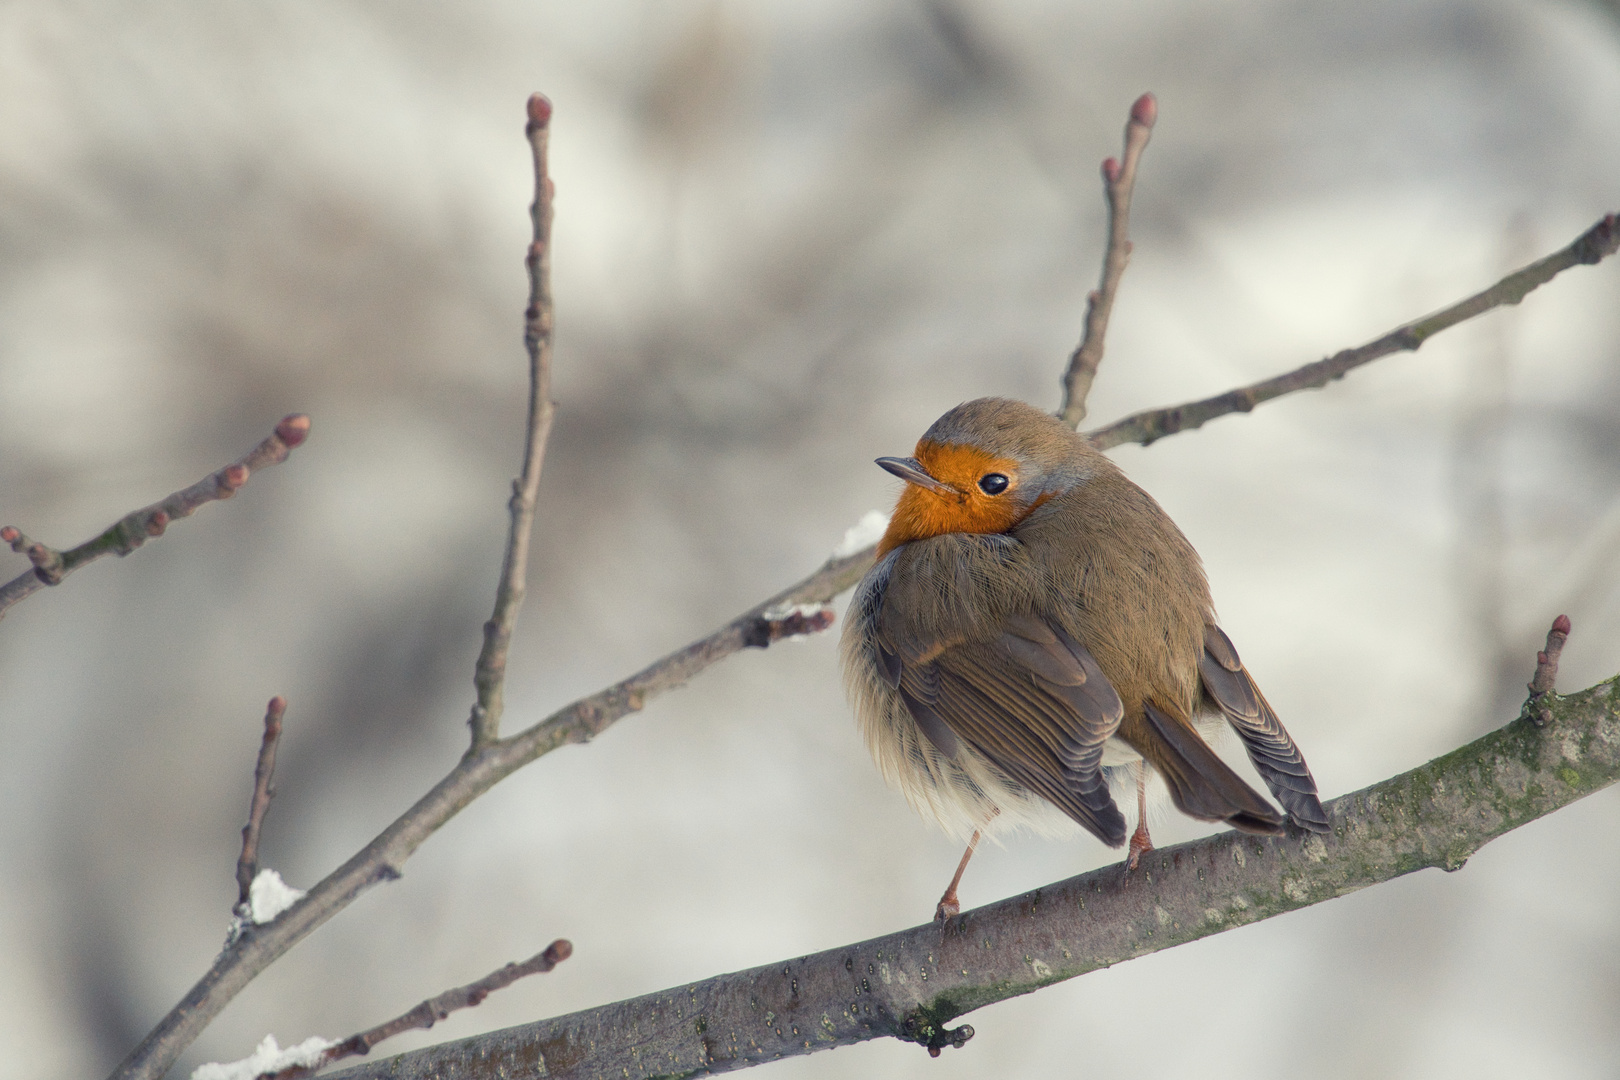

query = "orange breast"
[{"left": 876, "top": 441, "right": 1028, "bottom": 556}]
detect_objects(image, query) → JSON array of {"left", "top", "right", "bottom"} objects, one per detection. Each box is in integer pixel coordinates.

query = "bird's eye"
[{"left": 978, "top": 473, "right": 1010, "bottom": 495}]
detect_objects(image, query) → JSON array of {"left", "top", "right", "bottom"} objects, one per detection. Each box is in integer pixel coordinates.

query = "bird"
[{"left": 840, "top": 397, "right": 1330, "bottom": 923}]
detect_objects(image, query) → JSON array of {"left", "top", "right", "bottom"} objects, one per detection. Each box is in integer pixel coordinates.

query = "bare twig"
[
  {"left": 467, "top": 93, "right": 559, "bottom": 753},
  {"left": 327, "top": 671, "right": 1620, "bottom": 1079},
  {"left": 1520, "top": 614, "right": 1572, "bottom": 727},
  {"left": 265, "top": 940, "right": 573, "bottom": 1079},
  {"left": 236, "top": 697, "right": 288, "bottom": 909},
  {"left": 0, "top": 415, "right": 310, "bottom": 621},
  {"left": 1087, "top": 213, "right": 1620, "bottom": 450},
  {"left": 1058, "top": 91, "right": 1157, "bottom": 428}
]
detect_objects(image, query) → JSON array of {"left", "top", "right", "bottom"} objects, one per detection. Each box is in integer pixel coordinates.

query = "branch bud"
[
  {"left": 275, "top": 414, "right": 311, "bottom": 448},
  {"left": 1130, "top": 92, "right": 1158, "bottom": 128},
  {"left": 527, "top": 93, "right": 553, "bottom": 131}
]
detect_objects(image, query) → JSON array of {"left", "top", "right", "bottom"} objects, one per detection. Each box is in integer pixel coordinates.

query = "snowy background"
[{"left": 2, "top": 1, "right": 1619, "bottom": 1077}]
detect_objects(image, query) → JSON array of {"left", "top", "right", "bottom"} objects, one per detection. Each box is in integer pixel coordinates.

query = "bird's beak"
[{"left": 875, "top": 456, "right": 957, "bottom": 496}]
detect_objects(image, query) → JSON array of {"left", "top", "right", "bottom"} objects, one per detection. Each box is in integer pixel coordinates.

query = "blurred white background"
[{"left": 2, "top": 1, "right": 1619, "bottom": 1077}]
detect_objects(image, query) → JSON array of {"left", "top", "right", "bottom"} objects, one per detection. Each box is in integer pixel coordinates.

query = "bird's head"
[{"left": 874, "top": 398, "right": 1096, "bottom": 556}]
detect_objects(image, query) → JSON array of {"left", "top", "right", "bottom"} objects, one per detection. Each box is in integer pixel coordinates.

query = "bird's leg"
[
  {"left": 934, "top": 830, "right": 981, "bottom": 924},
  {"left": 934, "top": 808, "right": 998, "bottom": 924},
  {"left": 1127, "top": 763, "right": 1153, "bottom": 870}
]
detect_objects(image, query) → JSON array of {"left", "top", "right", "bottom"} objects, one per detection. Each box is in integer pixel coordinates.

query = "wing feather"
[{"left": 883, "top": 613, "right": 1128, "bottom": 846}]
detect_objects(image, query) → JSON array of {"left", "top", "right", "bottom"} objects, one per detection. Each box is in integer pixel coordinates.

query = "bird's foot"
[
  {"left": 1126, "top": 820, "right": 1153, "bottom": 871},
  {"left": 934, "top": 892, "right": 961, "bottom": 925}
]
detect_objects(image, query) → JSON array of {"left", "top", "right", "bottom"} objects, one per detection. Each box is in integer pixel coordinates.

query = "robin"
[{"left": 841, "top": 397, "right": 1329, "bottom": 922}]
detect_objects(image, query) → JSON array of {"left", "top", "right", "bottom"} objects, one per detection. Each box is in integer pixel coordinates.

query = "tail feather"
[
  {"left": 1140, "top": 701, "right": 1285, "bottom": 833},
  {"left": 1200, "top": 624, "right": 1331, "bottom": 833}
]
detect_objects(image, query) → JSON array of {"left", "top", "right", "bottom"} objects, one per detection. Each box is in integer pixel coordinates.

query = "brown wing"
[
  {"left": 882, "top": 613, "right": 1128, "bottom": 846},
  {"left": 1199, "top": 624, "right": 1330, "bottom": 833}
]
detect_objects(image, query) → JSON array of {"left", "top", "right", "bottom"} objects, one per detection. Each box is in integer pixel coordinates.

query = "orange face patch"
[{"left": 876, "top": 441, "right": 1026, "bottom": 556}]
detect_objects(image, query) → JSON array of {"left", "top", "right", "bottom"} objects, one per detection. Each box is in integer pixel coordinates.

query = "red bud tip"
[
  {"left": 1101, "top": 157, "right": 1121, "bottom": 184},
  {"left": 276, "top": 414, "right": 311, "bottom": 447},
  {"left": 546, "top": 938, "right": 574, "bottom": 963},
  {"left": 223, "top": 464, "right": 250, "bottom": 490},
  {"left": 527, "top": 94, "right": 553, "bottom": 129},
  {"left": 0, "top": 526, "right": 16, "bottom": 543},
  {"left": 1553, "top": 614, "right": 1571, "bottom": 635},
  {"left": 147, "top": 511, "right": 170, "bottom": 536},
  {"left": 268, "top": 695, "right": 288, "bottom": 716},
  {"left": 1130, "top": 92, "right": 1158, "bottom": 128}
]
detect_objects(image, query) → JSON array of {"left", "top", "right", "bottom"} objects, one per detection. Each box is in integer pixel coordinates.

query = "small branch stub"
[
  {"left": 745, "top": 604, "right": 836, "bottom": 648},
  {"left": 905, "top": 1016, "right": 975, "bottom": 1058},
  {"left": 237, "top": 697, "right": 288, "bottom": 909},
  {"left": 1521, "top": 614, "right": 1572, "bottom": 727}
]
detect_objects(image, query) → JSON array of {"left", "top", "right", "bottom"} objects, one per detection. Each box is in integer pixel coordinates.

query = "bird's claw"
[{"left": 1126, "top": 822, "right": 1153, "bottom": 871}]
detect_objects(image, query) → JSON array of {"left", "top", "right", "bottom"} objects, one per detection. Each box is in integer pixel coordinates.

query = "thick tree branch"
[
  {"left": 0, "top": 414, "right": 310, "bottom": 621},
  {"left": 1087, "top": 212, "right": 1619, "bottom": 450},
  {"left": 1058, "top": 91, "right": 1157, "bottom": 428},
  {"left": 328, "top": 671, "right": 1620, "bottom": 1080},
  {"left": 236, "top": 697, "right": 288, "bottom": 909},
  {"left": 467, "top": 93, "right": 559, "bottom": 753}
]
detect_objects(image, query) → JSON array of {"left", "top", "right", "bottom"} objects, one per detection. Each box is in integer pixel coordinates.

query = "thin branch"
[
  {"left": 328, "top": 671, "right": 1620, "bottom": 1079},
  {"left": 1521, "top": 614, "right": 1572, "bottom": 727},
  {"left": 236, "top": 697, "right": 288, "bottom": 909},
  {"left": 1058, "top": 91, "right": 1157, "bottom": 428},
  {"left": 265, "top": 941, "right": 572, "bottom": 1079},
  {"left": 1087, "top": 212, "right": 1620, "bottom": 450},
  {"left": 468, "top": 93, "right": 559, "bottom": 752},
  {"left": 0, "top": 415, "right": 310, "bottom": 621}
]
